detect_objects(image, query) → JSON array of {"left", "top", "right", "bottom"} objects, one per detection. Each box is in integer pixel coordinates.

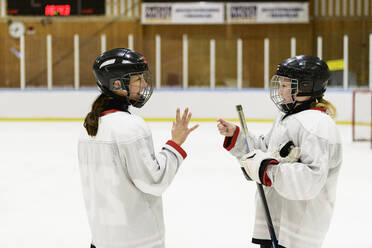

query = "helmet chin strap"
[
  {"left": 287, "top": 98, "right": 314, "bottom": 115},
  {"left": 103, "top": 87, "right": 131, "bottom": 107},
  {"left": 294, "top": 98, "right": 314, "bottom": 105},
  {"left": 283, "top": 94, "right": 314, "bottom": 114}
]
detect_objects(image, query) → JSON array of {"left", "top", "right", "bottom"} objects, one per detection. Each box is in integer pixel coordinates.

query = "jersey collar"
[
  {"left": 101, "top": 109, "right": 122, "bottom": 116},
  {"left": 310, "top": 107, "right": 326, "bottom": 112}
]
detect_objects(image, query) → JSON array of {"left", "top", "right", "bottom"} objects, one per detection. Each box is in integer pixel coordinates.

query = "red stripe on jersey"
[
  {"left": 166, "top": 140, "right": 187, "bottom": 159},
  {"left": 101, "top": 109, "right": 122, "bottom": 116},
  {"left": 310, "top": 107, "right": 326, "bottom": 112}
]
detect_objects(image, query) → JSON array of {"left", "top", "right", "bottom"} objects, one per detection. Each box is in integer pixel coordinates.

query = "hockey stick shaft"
[{"left": 236, "top": 105, "right": 279, "bottom": 248}]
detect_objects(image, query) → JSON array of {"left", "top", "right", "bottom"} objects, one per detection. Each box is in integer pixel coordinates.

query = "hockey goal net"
[{"left": 352, "top": 90, "right": 372, "bottom": 148}]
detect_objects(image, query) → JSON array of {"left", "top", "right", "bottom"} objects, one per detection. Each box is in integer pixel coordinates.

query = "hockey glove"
[
  {"left": 240, "top": 149, "right": 279, "bottom": 186},
  {"left": 272, "top": 141, "right": 301, "bottom": 163}
]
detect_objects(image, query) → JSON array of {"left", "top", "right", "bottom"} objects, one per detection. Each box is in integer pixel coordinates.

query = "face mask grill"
[
  {"left": 126, "top": 71, "right": 154, "bottom": 108},
  {"left": 270, "top": 75, "right": 299, "bottom": 113}
]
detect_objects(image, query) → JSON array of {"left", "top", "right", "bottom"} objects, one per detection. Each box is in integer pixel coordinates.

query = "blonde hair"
[{"left": 310, "top": 97, "right": 337, "bottom": 119}]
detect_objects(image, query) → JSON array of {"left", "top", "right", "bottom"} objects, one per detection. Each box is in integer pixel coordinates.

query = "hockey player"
[
  {"left": 217, "top": 55, "right": 342, "bottom": 248},
  {"left": 78, "top": 48, "right": 198, "bottom": 248}
]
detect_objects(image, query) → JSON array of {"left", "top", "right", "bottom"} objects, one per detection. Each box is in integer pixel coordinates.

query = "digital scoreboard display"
[
  {"left": 7, "top": 0, "right": 105, "bottom": 16},
  {"left": 142, "top": 0, "right": 307, "bottom": 1}
]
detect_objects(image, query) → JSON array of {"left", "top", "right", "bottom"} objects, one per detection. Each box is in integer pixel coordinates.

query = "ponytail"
[
  {"left": 311, "top": 97, "right": 337, "bottom": 119},
  {"left": 84, "top": 94, "right": 110, "bottom": 136}
]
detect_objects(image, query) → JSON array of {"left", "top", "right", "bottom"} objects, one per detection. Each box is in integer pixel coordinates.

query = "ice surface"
[{"left": 0, "top": 121, "right": 370, "bottom": 248}]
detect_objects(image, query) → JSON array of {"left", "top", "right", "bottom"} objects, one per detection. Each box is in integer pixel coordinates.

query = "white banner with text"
[
  {"left": 227, "top": 2, "right": 309, "bottom": 24},
  {"left": 142, "top": 2, "right": 224, "bottom": 24}
]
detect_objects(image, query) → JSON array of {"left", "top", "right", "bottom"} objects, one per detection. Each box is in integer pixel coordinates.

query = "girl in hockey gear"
[
  {"left": 78, "top": 48, "right": 198, "bottom": 248},
  {"left": 217, "top": 55, "right": 342, "bottom": 248}
]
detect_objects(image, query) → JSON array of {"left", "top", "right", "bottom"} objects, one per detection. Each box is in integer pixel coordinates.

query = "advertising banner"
[
  {"left": 142, "top": 2, "right": 224, "bottom": 24},
  {"left": 227, "top": 2, "right": 309, "bottom": 24}
]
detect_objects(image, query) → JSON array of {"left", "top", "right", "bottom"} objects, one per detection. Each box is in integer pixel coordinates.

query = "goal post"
[{"left": 352, "top": 90, "right": 372, "bottom": 148}]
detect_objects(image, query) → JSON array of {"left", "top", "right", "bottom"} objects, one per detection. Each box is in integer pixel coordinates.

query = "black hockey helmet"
[
  {"left": 93, "top": 48, "right": 153, "bottom": 108},
  {"left": 270, "top": 55, "right": 330, "bottom": 113}
]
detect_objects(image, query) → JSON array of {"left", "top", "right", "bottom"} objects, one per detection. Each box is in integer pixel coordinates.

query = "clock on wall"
[{"left": 8, "top": 21, "right": 26, "bottom": 39}]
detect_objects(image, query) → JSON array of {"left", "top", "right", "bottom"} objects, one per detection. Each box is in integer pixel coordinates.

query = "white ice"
[{"left": 0, "top": 121, "right": 371, "bottom": 248}]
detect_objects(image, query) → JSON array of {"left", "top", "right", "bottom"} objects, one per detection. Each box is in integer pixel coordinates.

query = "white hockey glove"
[
  {"left": 272, "top": 141, "right": 301, "bottom": 163},
  {"left": 239, "top": 149, "right": 279, "bottom": 186}
]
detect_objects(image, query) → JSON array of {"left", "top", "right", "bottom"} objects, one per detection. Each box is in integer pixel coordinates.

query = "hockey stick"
[{"left": 236, "top": 105, "right": 279, "bottom": 248}]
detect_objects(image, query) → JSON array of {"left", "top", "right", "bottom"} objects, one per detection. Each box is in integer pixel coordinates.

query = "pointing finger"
[
  {"left": 218, "top": 125, "right": 227, "bottom": 132},
  {"left": 217, "top": 118, "right": 228, "bottom": 125}
]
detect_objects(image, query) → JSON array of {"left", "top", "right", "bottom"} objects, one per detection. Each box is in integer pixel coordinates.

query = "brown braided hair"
[{"left": 83, "top": 94, "right": 111, "bottom": 136}]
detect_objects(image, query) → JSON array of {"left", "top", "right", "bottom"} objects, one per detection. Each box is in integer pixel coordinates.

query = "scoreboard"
[{"left": 7, "top": 0, "right": 105, "bottom": 16}]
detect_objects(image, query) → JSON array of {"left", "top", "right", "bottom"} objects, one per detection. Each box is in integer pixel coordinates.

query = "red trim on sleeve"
[
  {"left": 166, "top": 140, "right": 187, "bottom": 159},
  {"left": 310, "top": 107, "right": 326, "bottom": 112},
  {"left": 101, "top": 109, "right": 122, "bottom": 116},
  {"left": 223, "top": 126, "right": 240, "bottom": 151},
  {"left": 263, "top": 159, "right": 279, "bottom": 187}
]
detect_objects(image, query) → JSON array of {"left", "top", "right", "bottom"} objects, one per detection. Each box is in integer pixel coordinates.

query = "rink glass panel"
[
  {"left": 0, "top": 37, "right": 23, "bottom": 88},
  {"left": 214, "top": 38, "right": 237, "bottom": 88},
  {"left": 25, "top": 35, "right": 47, "bottom": 88},
  {"left": 79, "top": 35, "right": 100, "bottom": 87},
  {"left": 161, "top": 37, "right": 183, "bottom": 88},
  {"left": 51, "top": 36, "right": 74, "bottom": 87},
  {"left": 188, "top": 37, "right": 210, "bottom": 88},
  {"left": 315, "top": 19, "right": 370, "bottom": 88},
  {"left": 0, "top": 18, "right": 371, "bottom": 89}
]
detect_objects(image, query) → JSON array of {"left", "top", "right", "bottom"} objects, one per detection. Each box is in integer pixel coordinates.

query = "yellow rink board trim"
[
  {"left": 326, "top": 59, "right": 344, "bottom": 71},
  {"left": 0, "top": 117, "right": 272, "bottom": 122},
  {"left": 0, "top": 118, "right": 84, "bottom": 122},
  {"left": 0, "top": 117, "right": 357, "bottom": 126}
]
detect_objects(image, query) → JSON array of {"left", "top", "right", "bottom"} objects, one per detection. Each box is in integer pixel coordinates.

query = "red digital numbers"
[{"left": 45, "top": 5, "right": 71, "bottom": 16}]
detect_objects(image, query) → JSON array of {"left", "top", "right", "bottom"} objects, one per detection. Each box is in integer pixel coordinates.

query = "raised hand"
[
  {"left": 217, "top": 118, "right": 236, "bottom": 137},
  {"left": 171, "top": 108, "right": 199, "bottom": 146}
]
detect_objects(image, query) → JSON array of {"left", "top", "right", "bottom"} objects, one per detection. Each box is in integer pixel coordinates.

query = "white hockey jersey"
[
  {"left": 78, "top": 110, "right": 186, "bottom": 248},
  {"left": 224, "top": 109, "right": 342, "bottom": 248}
]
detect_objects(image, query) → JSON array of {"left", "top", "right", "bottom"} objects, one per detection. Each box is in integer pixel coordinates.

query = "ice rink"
[{"left": 0, "top": 120, "right": 371, "bottom": 248}]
